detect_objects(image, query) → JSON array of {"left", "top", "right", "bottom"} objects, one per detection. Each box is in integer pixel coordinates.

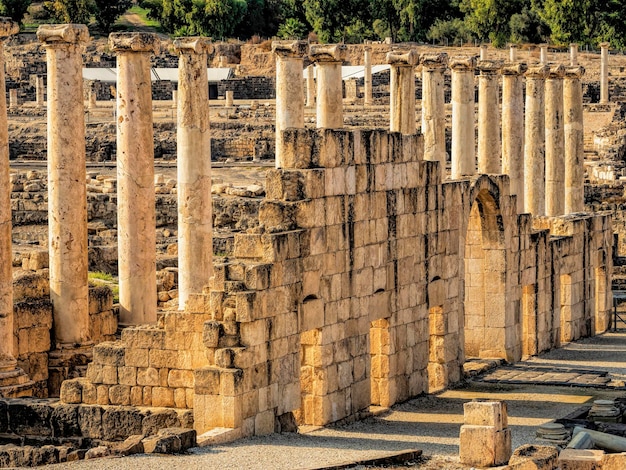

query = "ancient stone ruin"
[{"left": 0, "top": 22, "right": 617, "bottom": 465}]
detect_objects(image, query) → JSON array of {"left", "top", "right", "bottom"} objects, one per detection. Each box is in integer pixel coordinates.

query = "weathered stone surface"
[
  {"left": 102, "top": 407, "right": 143, "bottom": 441},
  {"left": 113, "top": 434, "right": 144, "bottom": 456}
]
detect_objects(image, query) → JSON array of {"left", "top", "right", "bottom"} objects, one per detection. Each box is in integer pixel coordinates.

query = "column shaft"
[
  {"left": 524, "top": 65, "right": 549, "bottom": 216},
  {"left": 450, "top": 57, "right": 476, "bottom": 178},
  {"left": 36, "top": 76, "right": 44, "bottom": 107},
  {"left": 311, "top": 44, "right": 346, "bottom": 129},
  {"left": 364, "top": 46, "right": 372, "bottom": 106},
  {"left": 600, "top": 43, "right": 609, "bottom": 104},
  {"left": 545, "top": 65, "right": 565, "bottom": 216},
  {"left": 477, "top": 60, "right": 502, "bottom": 174},
  {"left": 306, "top": 64, "right": 315, "bottom": 107},
  {"left": 111, "top": 33, "right": 159, "bottom": 325},
  {"left": 421, "top": 53, "right": 448, "bottom": 164},
  {"left": 501, "top": 63, "right": 527, "bottom": 214},
  {"left": 388, "top": 49, "right": 417, "bottom": 134},
  {"left": 564, "top": 66, "right": 586, "bottom": 214},
  {"left": 175, "top": 38, "right": 213, "bottom": 310},
  {"left": 39, "top": 24, "right": 90, "bottom": 345}
]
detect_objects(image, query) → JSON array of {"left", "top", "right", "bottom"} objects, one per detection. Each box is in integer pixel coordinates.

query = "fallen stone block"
[
  {"left": 113, "top": 434, "right": 144, "bottom": 456},
  {"left": 558, "top": 448, "right": 604, "bottom": 470},
  {"left": 508, "top": 444, "right": 559, "bottom": 470},
  {"left": 197, "top": 427, "right": 242, "bottom": 446},
  {"left": 157, "top": 427, "right": 197, "bottom": 450},
  {"left": 142, "top": 434, "right": 181, "bottom": 454},
  {"left": 84, "top": 445, "right": 110, "bottom": 460}
]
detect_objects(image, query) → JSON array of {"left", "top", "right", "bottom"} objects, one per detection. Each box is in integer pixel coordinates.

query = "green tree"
[
  {"left": 93, "top": 0, "right": 133, "bottom": 33},
  {"left": 531, "top": 0, "right": 605, "bottom": 45},
  {"left": 303, "top": 0, "right": 371, "bottom": 42},
  {"left": 44, "top": 0, "right": 95, "bottom": 24},
  {"left": 459, "top": 0, "right": 525, "bottom": 46},
  {"left": 277, "top": 16, "right": 307, "bottom": 39},
  {"left": 427, "top": 17, "right": 474, "bottom": 44},
  {"left": 0, "top": 0, "right": 31, "bottom": 25}
]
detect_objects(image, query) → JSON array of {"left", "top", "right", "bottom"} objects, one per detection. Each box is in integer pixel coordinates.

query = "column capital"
[
  {"left": 109, "top": 32, "right": 160, "bottom": 54},
  {"left": 0, "top": 18, "right": 18, "bottom": 39},
  {"left": 386, "top": 49, "right": 418, "bottom": 66},
  {"left": 272, "top": 40, "right": 307, "bottom": 59},
  {"left": 600, "top": 42, "right": 610, "bottom": 50},
  {"left": 449, "top": 56, "right": 476, "bottom": 72},
  {"left": 173, "top": 37, "right": 213, "bottom": 55},
  {"left": 477, "top": 59, "right": 502, "bottom": 74},
  {"left": 564, "top": 65, "right": 585, "bottom": 79},
  {"left": 37, "top": 24, "right": 88, "bottom": 45},
  {"left": 501, "top": 62, "right": 527, "bottom": 76},
  {"left": 525, "top": 64, "right": 549, "bottom": 79},
  {"left": 364, "top": 44, "right": 372, "bottom": 52},
  {"left": 547, "top": 64, "right": 565, "bottom": 79},
  {"left": 310, "top": 44, "right": 346, "bottom": 63},
  {"left": 420, "top": 52, "right": 448, "bottom": 71}
]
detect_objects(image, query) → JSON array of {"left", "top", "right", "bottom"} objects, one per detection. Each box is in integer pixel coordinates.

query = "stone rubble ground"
[{"left": 40, "top": 331, "right": 626, "bottom": 469}]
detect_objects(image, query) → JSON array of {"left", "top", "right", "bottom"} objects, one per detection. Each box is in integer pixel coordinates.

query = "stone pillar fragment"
[
  {"left": 477, "top": 59, "right": 502, "bottom": 174},
  {"left": 364, "top": 45, "right": 372, "bottom": 106},
  {"left": 501, "top": 62, "right": 527, "bottom": 214},
  {"left": 564, "top": 66, "right": 586, "bottom": 214},
  {"left": 311, "top": 44, "right": 346, "bottom": 129},
  {"left": 174, "top": 37, "right": 213, "bottom": 310},
  {"left": 8, "top": 89, "right": 16, "bottom": 110},
  {"left": 88, "top": 87, "right": 96, "bottom": 109},
  {"left": 38, "top": 24, "right": 91, "bottom": 346},
  {"left": 524, "top": 65, "right": 549, "bottom": 216},
  {"left": 509, "top": 44, "right": 518, "bottom": 62},
  {"left": 570, "top": 43, "right": 578, "bottom": 66},
  {"left": 460, "top": 401, "right": 512, "bottom": 467},
  {"left": 225, "top": 90, "right": 233, "bottom": 107},
  {"left": 387, "top": 49, "right": 418, "bottom": 134},
  {"left": 600, "top": 42, "right": 609, "bottom": 104},
  {"left": 545, "top": 65, "right": 565, "bottom": 216},
  {"left": 306, "top": 64, "right": 315, "bottom": 107},
  {"left": 171, "top": 89, "right": 177, "bottom": 109},
  {"left": 110, "top": 32, "right": 160, "bottom": 325},
  {"left": 540, "top": 44, "right": 548, "bottom": 64},
  {"left": 421, "top": 53, "right": 448, "bottom": 164},
  {"left": 35, "top": 76, "right": 44, "bottom": 107},
  {"left": 450, "top": 56, "right": 476, "bottom": 178},
  {"left": 273, "top": 40, "right": 307, "bottom": 167},
  {"left": 0, "top": 18, "right": 21, "bottom": 367},
  {"left": 480, "top": 44, "right": 487, "bottom": 60}
]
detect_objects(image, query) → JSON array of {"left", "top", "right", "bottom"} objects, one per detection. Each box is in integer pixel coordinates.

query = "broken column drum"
[
  {"left": 545, "top": 65, "right": 565, "bottom": 217},
  {"left": 38, "top": 24, "right": 91, "bottom": 346},
  {"left": 110, "top": 32, "right": 160, "bottom": 325},
  {"left": 311, "top": 44, "right": 346, "bottom": 129},
  {"left": 501, "top": 62, "right": 527, "bottom": 214},
  {"left": 524, "top": 64, "right": 549, "bottom": 216},
  {"left": 421, "top": 53, "right": 448, "bottom": 165},
  {"left": 450, "top": 56, "right": 476, "bottom": 178},
  {"left": 0, "top": 18, "right": 21, "bottom": 367},
  {"left": 273, "top": 40, "right": 307, "bottom": 168},
  {"left": 387, "top": 49, "right": 418, "bottom": 135},
  {"left": 477, "top": 59, "right": 503, "bottom": 174},
  {"left": 564, "top": 65, "right": 585, "bottom": 214},
  {"left": 175, "top": 37, "right": 213, "bottom": 310}
]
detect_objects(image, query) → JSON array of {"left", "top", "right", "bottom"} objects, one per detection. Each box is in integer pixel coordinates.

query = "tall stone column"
[
  {"left": 273, "top": 40, "right": 307, "bottom": 167},
  {"left": 388, "top": 49, "right": 418, "bottom": 134},
  {"left": 509, "top": 44, "right": 518, "bottom": 62},
  {"left": 540, "top": 44, "right": 548, "bottom": 64},
  {"left": 501, "top": 63, "right": 527, "bottom": 214},
  {"left": 311, "top": 44, "right": 346, "bottom": 129},
  {"left": 364, "top": 45, "right": 373, "bottom": 106},
  {"left": 570, "top": 43, "right": 578, "bottom": 66},
  {"left": 524, "top": 65, "right": 549, "bottom": 216},
  {"left": 38, "top": 24, "right": 91, "bottom": 346},
  {"left": 477, "top": 60, "right": 502, "bottom": 174},
  {"left": 564, "top": 66, "right": 586, "bottom": 214},
  {"left": 600, "top": 42, "right": 609, "bottom": 104},
  {"left": 174, "top": 37, "right": 213, "bottom": 310},
  {"left": 110, "top": 33, "right": 159, "bottom": 325},
  {"left": 421, "top": 53, "right": 448, "bottom": 164},
  {"left": 545, "top": 65, "right": 565, "bottom": 216},
  {"left": 35, "top": 76, "right": 44, "bottom": 108},
  {"left": 450, "top": 56, "right": 476, "bottom": 178},
  {"left": 480, "top": 44, "right": 488, "bottom": 60},
  {"left": 306, "top": 64, "right": 315, "bottom": 107}
]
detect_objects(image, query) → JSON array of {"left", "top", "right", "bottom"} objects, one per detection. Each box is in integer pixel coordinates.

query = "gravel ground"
[{"left": 42, "top": 332, "right": 626, "bottom": 470}]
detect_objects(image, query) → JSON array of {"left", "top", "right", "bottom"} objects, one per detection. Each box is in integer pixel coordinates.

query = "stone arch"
[{"left": 462, "top": 182, "right": 509, "bottom": 360}]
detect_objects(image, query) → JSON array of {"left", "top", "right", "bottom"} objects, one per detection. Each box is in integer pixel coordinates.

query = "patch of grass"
[
  {"left": 115, "top": 5, "right": 162, "bottom": 32},
  {"left": 89, "top": 271, "right": 119, "bottom": 303},
  {"left": 89, "top": 271, "right": 115, "bottom": 282}
]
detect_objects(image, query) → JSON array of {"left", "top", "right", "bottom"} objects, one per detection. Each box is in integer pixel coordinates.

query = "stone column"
[
  {"left": 387, "top": 49, "right": 418, "bottom": 134},
  {"left": 450, "top": 56, "right": 476, "bottom": 178},
  {"left": 38, "top": 24, "right": 91, "bottom": 347},
  {"left": 171, "top": 89, "right": 177, "bottom": 109},
  {"left": 600, "top": 42, "right": 609, "bottom": 104},
  {"left": 110, "top": 32, "right": 160, "bottom": 325},
  {"left": 477, "top": 60, "right": 502, "bottom": 174},
  {"left": 311, "top": 44, "right": 346, "bottom": 129},
  {"left": 421, "top": 53, "right": 448, "bottom": 164},
  {"left": 88, "top": 88, "right": 97, "bottom": 109},
  {"left": 545, "top": 65, "right": 565, "bottom": 216},
  {"left": 540, "top": 44, "right": 548, "bottom": 64},
  {"left": 174, "top": 37, "right": 213, "bottom": 310},
  {"left": 480, "top": 44, "right": 488, "bottom": 60},
  {"left": 523, "top": 65, "right": 549, "bottom": 216},
  {"left": 225, "top": 90, "right": 233, "bottom": 107},
  {"left": 501, "top": 63, "right": 527, "bottom": 214},
  {"left": 306, "top": 64, "right": 315, "bottom": 107},
  {"left": 273, "top": 40, "right": 307, "bottom": 167},
  {"left": 0, "top": 18, "right": 22, "bottom": 371},
  {"left": 35, "top": 76, "right": 44, "bottom": 108},
  {"left": 564, "top": 66, "right": 586, "bottom": 214},
  {"left": 364, "top": 45, "right": 372, "bottom": 106},
  {"left": 570, "top": 43, "right": 578, "bottom": 66},
  {"left": 8, "top": 89, "right": 17, "bottom": 110},
  {"left": 509, "top": 44, "right": 518, "bottom": 62}
]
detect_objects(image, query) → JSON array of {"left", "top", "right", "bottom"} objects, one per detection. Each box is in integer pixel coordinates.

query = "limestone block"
[
  {"left": 602, "top": 452, "right": 626, "bottom": 470},
  {"left": 137, "top": 367, "right": 160, "bottom": 387},
  {"left": 93, "top": 342, "right": 125, "bottom": 367},
  {"left": 125, "top": 348, "right": 150, "bottom": 368},
  {"left": 121, "top": 327, "right": 166, "bottom": 349},
  {"left": 168, "top": 369, "right": 195, "bottom": 388},
  {"left": 59, "top": 379, "right": 83, "bottom": 404},
  {"left": 463, "top": 400, "right": 508, "bottom": 430},
  {"left": 149, "top": 349, "right": 179, "bottom": 369},
  {"left": 97, "top": 385, "right": 110, "bottom": 405},
  {"left": 118, "top": 366, "right": 137, "bottom": 386},
  {"left": 77, "top": 405, "right": 104, "bottom": 439},
  {"left": 558, "top": 449, "right": 604, "bottom": 470},
  {"left": 459, "top": 425, "right": 511, "bottom": 467},
  {"left": 152, "top": 387, "right": 175, "bottom": 407},
  {"left": 130, "top": 386, "right": 143, "bottom": 406},
  {"left": 203, "top": 321, "right": 224, "bottom": 348},
  {"left": 254, "top": 410, "right": 275, "bottom": 436},
  {"left": 109, "top": 385, "right": 131, "bottom": 405},
  {"left": 194, "top": 367, "right": 221, "bottom": 395},
  {"left": 234, "top": 234, "right": 264, "bottom": 259}
]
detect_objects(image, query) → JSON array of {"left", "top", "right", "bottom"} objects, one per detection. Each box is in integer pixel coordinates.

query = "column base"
[
  {"left": 48, "top": 343, "right": 94, "bottom": 398},
  {"left": 0, "top": 357, "right": 35, "bottom": 398}
]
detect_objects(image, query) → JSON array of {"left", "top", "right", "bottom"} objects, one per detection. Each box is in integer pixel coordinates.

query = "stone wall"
[{"left": 218, "top": 76, "right": 276, "bottom": 100}]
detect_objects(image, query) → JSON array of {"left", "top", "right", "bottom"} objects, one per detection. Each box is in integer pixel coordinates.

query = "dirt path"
[{"left": 117, "top": 11, "right": 157, "bottom": 33}]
